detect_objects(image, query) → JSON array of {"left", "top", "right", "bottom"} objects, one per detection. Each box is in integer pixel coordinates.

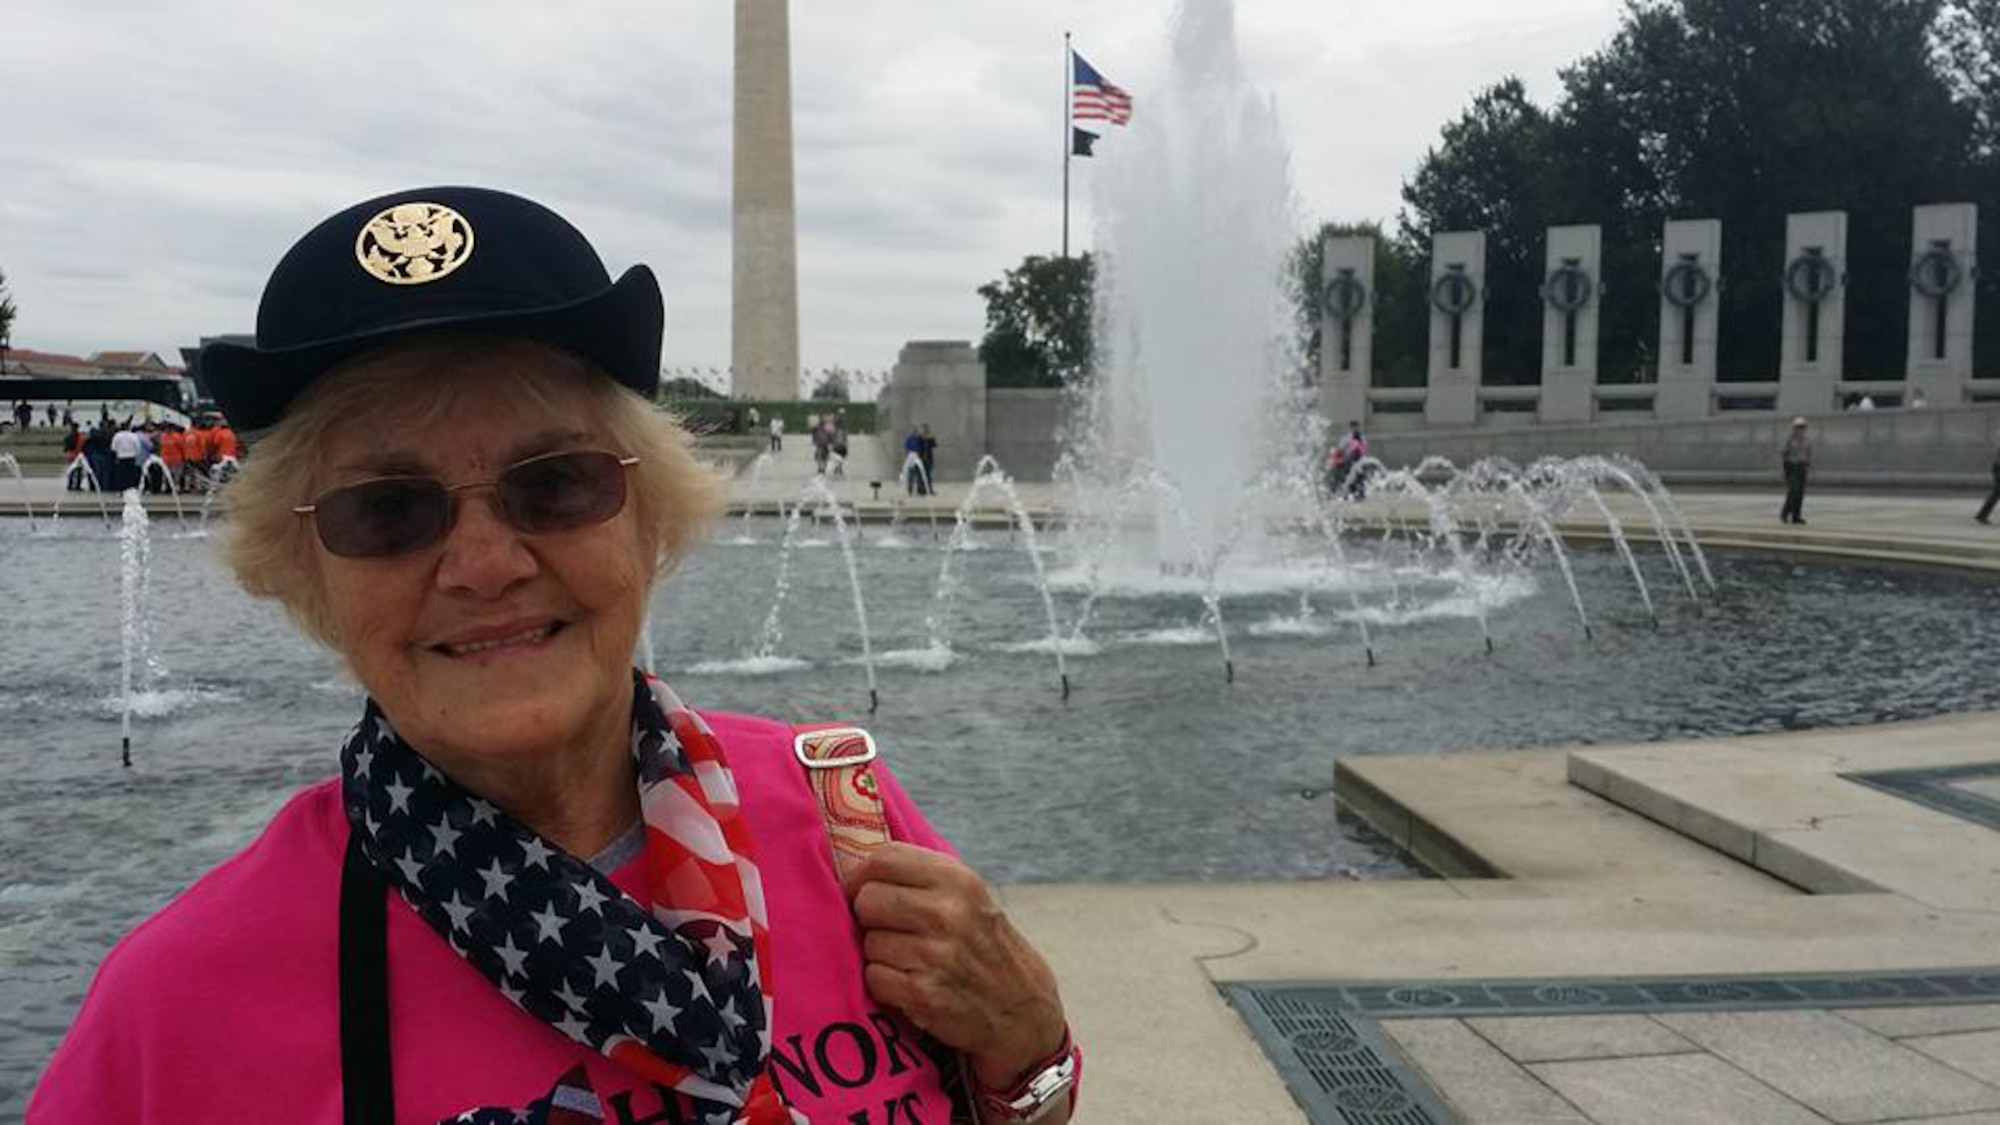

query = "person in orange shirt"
[
  {"left": 211, "top": 422, "right": 241, "bottom": 472},
  {"left": 160, "top": 425, "right": 186, "bottom": 487},
  {"left": 185, "top": 420, "right": 214, "bottom": 489}
]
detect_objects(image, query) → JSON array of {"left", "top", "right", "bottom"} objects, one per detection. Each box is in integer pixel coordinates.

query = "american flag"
[{"left": 1071, "top": 52, "right": 1132, "bottom": 126}]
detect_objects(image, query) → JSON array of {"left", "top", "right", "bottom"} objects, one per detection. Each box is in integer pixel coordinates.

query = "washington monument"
[{"left": 733, "top": 0, "right": 801, "bottom": 401}]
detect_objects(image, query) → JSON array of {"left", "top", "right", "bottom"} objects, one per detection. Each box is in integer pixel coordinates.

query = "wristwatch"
[{"left": 967, "top": 1029, "right": 1081, "bottom": 1123}]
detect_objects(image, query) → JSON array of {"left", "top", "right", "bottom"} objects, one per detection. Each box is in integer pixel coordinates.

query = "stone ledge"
[{"left": 1568, "top": 730, "right": 2000, "bottom": 910}]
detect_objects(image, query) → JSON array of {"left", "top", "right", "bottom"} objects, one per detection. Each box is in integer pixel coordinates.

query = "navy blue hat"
[{"left": 201, "top": 186, "right": 661, "bottom": 432}]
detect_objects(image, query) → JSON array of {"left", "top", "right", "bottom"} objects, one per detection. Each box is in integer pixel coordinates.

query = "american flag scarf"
[{"left": 341, "top": 670, "right": 802, "bottom": 1125}]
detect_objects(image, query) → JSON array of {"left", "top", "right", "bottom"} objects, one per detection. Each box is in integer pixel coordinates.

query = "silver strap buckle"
[{"left": 793, "top": 727, "right": 878, "bottom": 769}]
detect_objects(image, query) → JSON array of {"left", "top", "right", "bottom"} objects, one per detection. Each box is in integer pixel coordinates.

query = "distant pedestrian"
[
  {"left": 44, "top": 403, "right": 57, "bottom": 427},
  {"left": 160, "top": 425, "right": 187, "bottom": 493},
  {"left": 61, "top": 423, "right": 86, "bottom": 491},
  {"left": 1347, "top": 422, "right": 1369, "bottom": 498},
  {"left": 140, "top": 424, "right": 169, "bottom": 494},
  {"left": 1780, "top": 417, "right": 1812, "bottom": 525},
  {"left": 210, "top": 418, "right": 241, "bottom": 480},
  {"left": 188, "top": 414, "right": 216, "bottom": 480},
  {"left": 810, "top": 418, "right": 830, "bottom": 474},
  {"left": 83, "top": 424, "right": 112, "bottom": 492},
  {"left": 918, "top": 423, "right": 937, "bottom": 486},
  {"left": 1977, "top": 440, "right": 2000, "bottom": 525},
  {"left": 767, "top": 414, "right": 783, "bottom": 453},
  {"left": 902, "top": 427, "right": 928, "bottom": 495},
  {"left": 109, "top": 424, "right": 145, "bottom": 492},
  {"left": 13, "top": 400, "right": 31, "bottom": 432},
  {"left": 746, "top": 406, "right": 761, "bottom": 431}
]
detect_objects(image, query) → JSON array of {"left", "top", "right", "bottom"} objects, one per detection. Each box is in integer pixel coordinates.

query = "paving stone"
[
  {"left": 1655, "top": 1010, "right": 2000, "bottom": 1122},
  {"left": 1960, "top": 777, "right": 2000, "bottom": 802},
  {"left": 1465, "top": 1014, "right": 1698, "bottom": 1063},
  {"left": 1381, "top": 1018, "right": 1591, "bottom": 1123},
  {"left": 1871, "top": 1114, "right": 2000, "bottom": 1124},
  {"left": 1907, "top": 1030, "right": 2000, "bottom": 1087},
  {"left": 1837, "top": 1006, "right": 2000, "bottom": 1038},
  {"left": 1531, "top": 1053, "right": 1830, "bottom": 1124}
]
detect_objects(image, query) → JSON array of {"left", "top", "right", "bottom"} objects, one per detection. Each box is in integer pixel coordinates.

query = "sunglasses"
[{"left": 295, "top": 449, "right": 640, "bottom": 559}]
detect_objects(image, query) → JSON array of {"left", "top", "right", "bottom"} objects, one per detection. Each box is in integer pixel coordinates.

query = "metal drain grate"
[
  {"left": 1844, "top": 761, "right": 2000, "bottom": 831},
  {"left": 1247, "top": 969, "right": 2000, "bottom": 1020},
  {"left": 1225, "top": 985, "right": 1459, "bottom": 1124},
  {"left": 1228, "top": 969, "right": 2000, "bottom": 1123}
]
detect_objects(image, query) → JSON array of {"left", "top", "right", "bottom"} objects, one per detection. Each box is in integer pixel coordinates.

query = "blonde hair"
[{"left": 223, "top": 334, "right": 724, "bottom": 648}]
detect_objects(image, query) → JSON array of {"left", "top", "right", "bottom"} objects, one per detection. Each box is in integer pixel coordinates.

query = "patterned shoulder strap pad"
[{"left": 792, "top": 725, "right": 893, "bottom": 879}]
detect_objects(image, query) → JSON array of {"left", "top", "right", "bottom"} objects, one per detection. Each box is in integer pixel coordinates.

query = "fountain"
[
  {"left": 1077, "top": 0, "right": 1305, "bottom": 573},
  {"left": 893, "top": 452, "right": 940, "bottom": 540},
  {"left": 924, "top": 457, "right": 1075, "bottom": 697},
  {"left": 190, "top": 471, "right": 230, "bottom": 535},
  {"left": 700, "top": 477, "right": 881, "bottom": 710},
  {"left": 138, "top": 455, "right": 189, "bottom": 525},
  {"left": 117, "top": 490, "right": 150, "bottom": 766},
  {"left": 0, "top": 454, "right": 37, "bottom": 534},
  {"left": 730, "top": 451, "right": 775, "bottom": 542},
  {"left": 51, "top": 456, "right": 113, "bottom": 528}
]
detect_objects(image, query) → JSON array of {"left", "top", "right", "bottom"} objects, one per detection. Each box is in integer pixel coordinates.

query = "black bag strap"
[{"left": 339, "top": 833, "right": 396, "bottom": 1124}]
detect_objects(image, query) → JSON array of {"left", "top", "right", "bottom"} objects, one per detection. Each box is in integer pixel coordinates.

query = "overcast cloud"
[{"left": 1, "top": 0, "right": 1623, "bottom": 380}]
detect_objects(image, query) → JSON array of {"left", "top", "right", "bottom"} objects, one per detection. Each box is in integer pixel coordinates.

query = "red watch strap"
[{"left": 969, "top": 1027, "right": 1081, "bottom": 1121}]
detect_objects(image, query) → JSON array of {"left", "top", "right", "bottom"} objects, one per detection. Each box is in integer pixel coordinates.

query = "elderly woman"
[{"left": 32, "top": 188, "right": 1075, "bottom": 1125}]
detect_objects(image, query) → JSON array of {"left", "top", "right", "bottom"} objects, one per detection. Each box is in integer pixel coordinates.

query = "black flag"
[{"left": 1071, "top": 126, "right": 1099, "bottom": 157}]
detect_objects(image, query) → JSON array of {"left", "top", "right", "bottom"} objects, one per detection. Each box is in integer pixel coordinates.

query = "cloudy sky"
[{"left": 3, "top": 0, "right": 1624, "bottom": 384}]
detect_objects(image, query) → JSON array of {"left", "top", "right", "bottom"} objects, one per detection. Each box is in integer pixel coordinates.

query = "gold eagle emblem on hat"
[{"left": 354, "top": 202, "right": 474, "bottom": 285}]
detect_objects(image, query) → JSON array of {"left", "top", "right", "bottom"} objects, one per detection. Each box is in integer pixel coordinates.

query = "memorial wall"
[{"left": 1318, "top": 204, "right": 1987, "bottom": 432}]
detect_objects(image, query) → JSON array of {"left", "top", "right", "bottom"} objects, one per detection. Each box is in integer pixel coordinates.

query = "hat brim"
[{"left": 200, "top": 265, "right": 662, "bottom": 434}]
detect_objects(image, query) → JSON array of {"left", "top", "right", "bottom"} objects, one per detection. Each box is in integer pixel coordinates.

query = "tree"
[
  {"left": 1936, "top": 0, "right": 2000, "bottom": 371},
  {"left": 809, "top": 371, "right": 850, "bottom": 401},
  {"left": 976, "top": 254, "right": 1094, "bottom": 387},
  {"left": 658, "top": 375, "right": 721, "bottom": 400},
  {"left": 1574, "top": 0, "right": 1974, "bottom": 379},
  {"left": 1396, "top": 0, "right": 1986, "bottom": 384},
  {"left": 1399, "top": 79, "right": 1564, "bottom": 385},
  {"left": 0, "top": 269, "right": 16, "bottom": 360},
  {"left": 1284, "top": 221, "right": 1429, "bottom": 387},
  {"left": 1938, "top": 0, "right": 2000, "bottom": 157}
]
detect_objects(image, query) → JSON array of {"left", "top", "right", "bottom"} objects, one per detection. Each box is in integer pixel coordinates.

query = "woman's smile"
[{"left": 428, "top": 617, "right": 569, "bottom": 661}]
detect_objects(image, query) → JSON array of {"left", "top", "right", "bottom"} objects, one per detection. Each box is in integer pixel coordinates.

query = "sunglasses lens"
[
  {"left": 314, "top": 478, "right": 450, "bottom": 558},
  {"left": 498, "top": 451, "right": 629, "bottom": 534}
]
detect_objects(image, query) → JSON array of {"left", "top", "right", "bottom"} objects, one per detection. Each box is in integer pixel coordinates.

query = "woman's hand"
[{"left": 844, "top": 843, "right": 1068, "bottom": 1090}]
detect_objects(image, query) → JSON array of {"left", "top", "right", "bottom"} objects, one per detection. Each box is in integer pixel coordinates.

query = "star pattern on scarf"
[{"left": 340, "top": 674, "right": 798, "bottom": 1125}]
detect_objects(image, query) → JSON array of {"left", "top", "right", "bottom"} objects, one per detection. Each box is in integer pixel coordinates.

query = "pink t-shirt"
[{"left": 31, "top": 713, "right": 962, "bottom": 1124}]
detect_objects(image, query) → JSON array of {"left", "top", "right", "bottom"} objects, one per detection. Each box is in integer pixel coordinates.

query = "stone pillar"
[
  {"left": 1906, "top": 202, "right": 1979, "bottom": 406},
  {"left": 1654, "top": 219, "right": 1722, "bottom": 421},
  {"left": 732, "top": 0, "right": 801, "bottom": 402},
  {"left": 1317, "top": 235, "right": 1374, "bottom": 429},
  {"left": 876, "top": 341, "right": 986, "bottom": 482},
  {"left": 1424, "top": 230, "right": 1485, "bottom": 428},
  {"left": 1777, "top": 211, "right": 1848, "bottom": 418},
  {"left": 1539, "top": 224, "right": 1602, "bottom": 423}
]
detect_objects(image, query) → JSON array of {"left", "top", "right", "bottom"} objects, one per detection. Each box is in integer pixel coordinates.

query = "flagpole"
[{"left": 1062, "top": 31, "right": 1072, "bottom": 259}]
